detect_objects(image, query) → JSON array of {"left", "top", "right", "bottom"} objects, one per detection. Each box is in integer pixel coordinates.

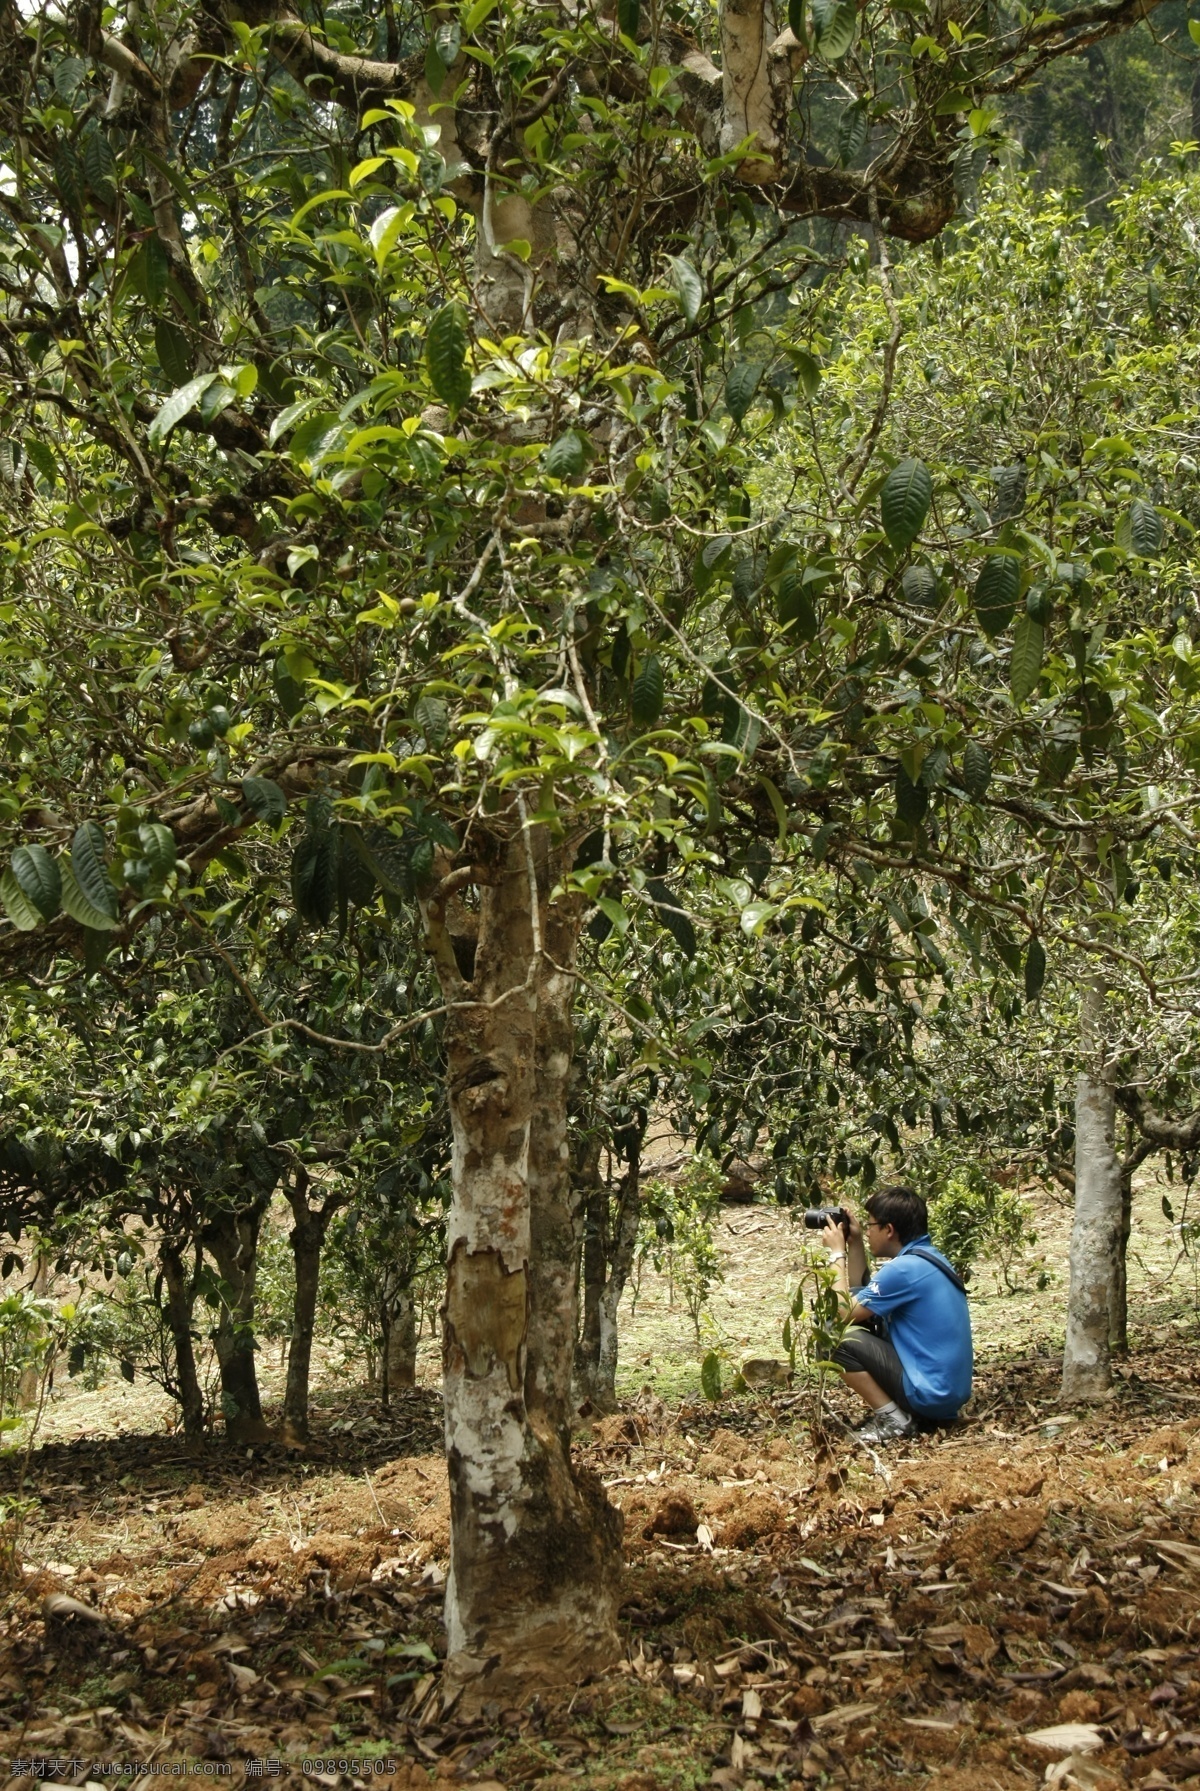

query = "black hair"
[{"left": 865, "top": 1185, "right": 928, "bottom": 1245}]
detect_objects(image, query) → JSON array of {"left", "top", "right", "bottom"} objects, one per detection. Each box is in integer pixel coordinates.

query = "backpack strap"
[{"left": 903, "top": 1246, "right": 968, "bottom": 1296}]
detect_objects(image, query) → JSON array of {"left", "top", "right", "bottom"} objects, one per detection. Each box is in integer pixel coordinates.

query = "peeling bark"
[
  {"left": 1062, "top": 975, "right": 1123, "bottom": 1402},
  {"left": 384, "top": 1285, "right": 418, "bottom": 1395},
  {"left": 436, "top": 828, "right": 622, "bottom": 1706},
  {"left": 719, "top": 0, "right": 793, "bottom": 180}
]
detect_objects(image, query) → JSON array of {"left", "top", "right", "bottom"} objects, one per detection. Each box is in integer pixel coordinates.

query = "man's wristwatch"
[{"left": 827, "top": 1250, "right": 846, "bottom": 1263}]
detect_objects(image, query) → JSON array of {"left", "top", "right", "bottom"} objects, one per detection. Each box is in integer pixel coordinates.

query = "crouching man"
[{"left": 821, "top": 1185, "right": 972, "bottom": 1446}]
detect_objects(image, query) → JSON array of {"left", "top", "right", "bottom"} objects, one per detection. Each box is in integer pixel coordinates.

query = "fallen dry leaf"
[{"left": 1023, "top": 1723, "right": 1105, "bottom": 1754}]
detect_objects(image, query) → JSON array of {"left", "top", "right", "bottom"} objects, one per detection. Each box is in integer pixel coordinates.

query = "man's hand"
[
  {"left": 845, "top": 1209, "right": 863, "bottom": 1243},
  {"left": 821, "top": 1218, "right": 847, "bottom": 1254}
]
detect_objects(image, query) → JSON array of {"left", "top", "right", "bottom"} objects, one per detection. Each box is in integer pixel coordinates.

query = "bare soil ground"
[{"left": 2, "top": 1176, "right": 1198, "bottom": 1791}]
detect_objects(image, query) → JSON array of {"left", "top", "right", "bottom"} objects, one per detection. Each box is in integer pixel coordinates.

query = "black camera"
[{"left": 802, "top": 1205, "right": 851, "bottom": 1236}]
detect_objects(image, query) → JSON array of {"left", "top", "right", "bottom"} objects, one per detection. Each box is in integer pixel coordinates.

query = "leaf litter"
[{"left": 1, "top": 1349, "right": 1199, "bottom": 1791}]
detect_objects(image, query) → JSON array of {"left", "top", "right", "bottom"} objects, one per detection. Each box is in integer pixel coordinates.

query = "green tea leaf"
[
  {"left": 961, "top": 739, "right": 992, "bottom": 799},
  {"left": 880, "top": 458, "right": 932, "bottom": 551},
  {"left": 241, "top": 777, "right": 287, "bottom": 825},
  {"left": 155, "top": 319, "right": 194, "bottom": 387},
  {"left": 1009, "top": 612, "right": 1044, "bottom": 705},
  {"left": 974, "top": 552, "right": 1020, "bottom": 636},
  {"left": 667, "top": 256, "right": 703, "bottom": 325},
  {"left": 631, "top": 654, "right": 664, "bottom": 725},
  {"left": 148, "top": 374, "right": 218, "bottom": 449},
  {"left": 814, "top": 0, "right": 858, "bottom": 58},
  {"left": 1024, "top": 937, "right": 1046, "bottom": 1000},
  {"left": 292, "top": 830, "right": 338, "bottom": 927},
  {"left": 0, "top": 870, "right": 41, "bottom": 930},
  {"left": 71, "top": 822, "right": 118, "bottom": 923},
  {"left": 425, "top": 302, "right": 472, "bottom": 412},
  {"left": 725, "top": 361, "right": 762, "bottom": 424},
  {"left": 10, "top": 844, "right": 61, "bottom": 921},
  {"left": 543, "top": 429, "right": 589, "bottom": 478}
]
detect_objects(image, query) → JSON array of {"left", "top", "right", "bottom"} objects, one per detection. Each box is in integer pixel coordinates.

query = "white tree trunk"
[
  {"left": 1062, "top": 974, "right": 1123, "bottom": 1401},
  {"left": 434, "top": 831, "right": 621, "bottom": 1708}
]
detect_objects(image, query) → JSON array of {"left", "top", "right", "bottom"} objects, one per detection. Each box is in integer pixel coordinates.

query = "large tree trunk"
[
  {"left": 205, "top": 1204, "right": 271, "bottom": 1443},
  {"left": 1062, "top": 975, "right": 1123, "bottom": 1401},
  {"left": 160, "top": 1240, "right": 205, "bottom": 1441},
  {"left": 432, "top": 830, "right": 622, "bottom": 1707},
  {"left": 282, "top": 1170, "right": 342, "bottom": 1445}
]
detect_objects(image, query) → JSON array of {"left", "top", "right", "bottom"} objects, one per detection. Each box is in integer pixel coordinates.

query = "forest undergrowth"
[{"left": 1, "top": 1335, "right": 1198, "bottom": 1791}]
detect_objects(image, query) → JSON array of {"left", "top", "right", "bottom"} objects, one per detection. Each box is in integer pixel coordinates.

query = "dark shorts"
[{"left": 828, "top": 1325, "right": 909, "bottom": 1410}]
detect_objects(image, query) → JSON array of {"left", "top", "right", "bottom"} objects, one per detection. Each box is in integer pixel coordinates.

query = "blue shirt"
[{"left": 854, "top": 1234, "right": 972, "bottom": 1420}]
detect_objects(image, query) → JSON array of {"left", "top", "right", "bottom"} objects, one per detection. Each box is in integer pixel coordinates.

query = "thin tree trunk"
[
  {"left": 1062, "top": 974, "right": 1123, "bottom": 1401},
  {"left": 205, "top": 1205, "right": 271, "bottom": 1443},
  {"left": 282, "top": 1170, "right": 342, "bottom": 1444},
  {"left": 161, "top": 1240, "right": 205, "bottom": 1440},
  {"left": 385, "top": 1287, "right": 418, "bottom": 1394},
  {"left": 576, "top": 1149, "right": 642, "bottom": 1412},
  {"left": 1111, "top": 1160, "right": 1132, "bottom": 1355},
  {"left": 432, "top": 830, "right": 621, "bottom": 1707}
]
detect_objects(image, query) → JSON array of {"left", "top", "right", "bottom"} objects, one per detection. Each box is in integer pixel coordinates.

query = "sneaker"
[{"left": 856, "top": 1406, "right": 917, "bottom": 1446}]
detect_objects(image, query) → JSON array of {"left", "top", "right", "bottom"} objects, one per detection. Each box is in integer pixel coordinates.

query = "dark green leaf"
[
  {"left": 337, "top": 827, "right": 377, "bottom": 909},
  {"left": 241, "top": 777, "right": 287, "bottom": 825},
  {"left": 836, "top": 100, "right": 868, "bottom": 165},
  {"left": 355, "top": 826, "right": 417, "bottom": 898},
  {"left": 791, "top": 348, "right": 821, "bottom": 397},
  {"left": 1024, "top": 937, "right": 1046, "bottom": 1000},
  {"left": 1121, "top": 498, "right": 1163, "bottom": 557},
  {"left": 274, "top": 657, "right": 304, "bottom": 718},
  {"left": 813, "top": 0, "right": 858, "bottom": 58},
  {"left": 973, "top": 553, "right": 1020, "bottom": 636},
  {"left": 434, "top": 17, "right": 462, "bottom": 63},
  {"left": 700, "top": 1350, "right": 722, "bottom": 1400},
  {"left": 901, "top": 563, "right": 937, "bottom": 607},
  {"left": 424, "top": 38, "right": 448, "bottom": 94},
  {"left": 291, "top": 830, "right": 337, "bottom": 927},
  {"left": 1010, "top": 613, "right": 1044, "bottom": 705},
  {"left": 53, "top": 56, "right": 86, "bottom": 98},
  {"left": 543, "top": 429, "right": 589, "bottom": 478},
  {"left": 961, "top": 739, "right": 992, "bottom": 799},
  {"left": 413, "top": 690, "right": 450, "bottom": 745},
  {"left": 617, "top": 0, "right": 640, "bottom": 36},
  {"left": 725, "top": 361, "right": 762, "bottom": 425},
  {"left": 667, "top": 256, "right": 703, "bottom": 325},
  {"left": 880, "top": 458, "right": 932, "bottom": 551},
  {"left": 155, "top": 319, "right": 194, "bottom": 387},
  {"left": 10, "top": 844, "right": 61, "bottom": 921},
  {"left": 54, "top": 143, "right": 85, "bottom": 216},
  {"left": 0, "top": 871, "right": 41, "bottom": 931},
  {"left": 131, "top": 236, "right": 169, "bottom": 306},
  {"left": 137, "top": 823, "right": 176, "bottom": 884},
  {"left": 82, "top": 127, "right": 117, "bottom": 199},
  {"left": 895, "top": 766, "right": 928, "bottom": 825},
  {"left": 787, "top": 0, "right": 809, "bottom": 44},
  {"left": 425, "top": 302, "right": 472, "bottom": 412},
  {"left": 24, "top": 438, "right": 58, "bottom": 487},
  {"left": 631, "top": 655, "right": 664, "bottom": 725},
  {"left": 71, "top": 822, "right": 118, "bottom": 922}
]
